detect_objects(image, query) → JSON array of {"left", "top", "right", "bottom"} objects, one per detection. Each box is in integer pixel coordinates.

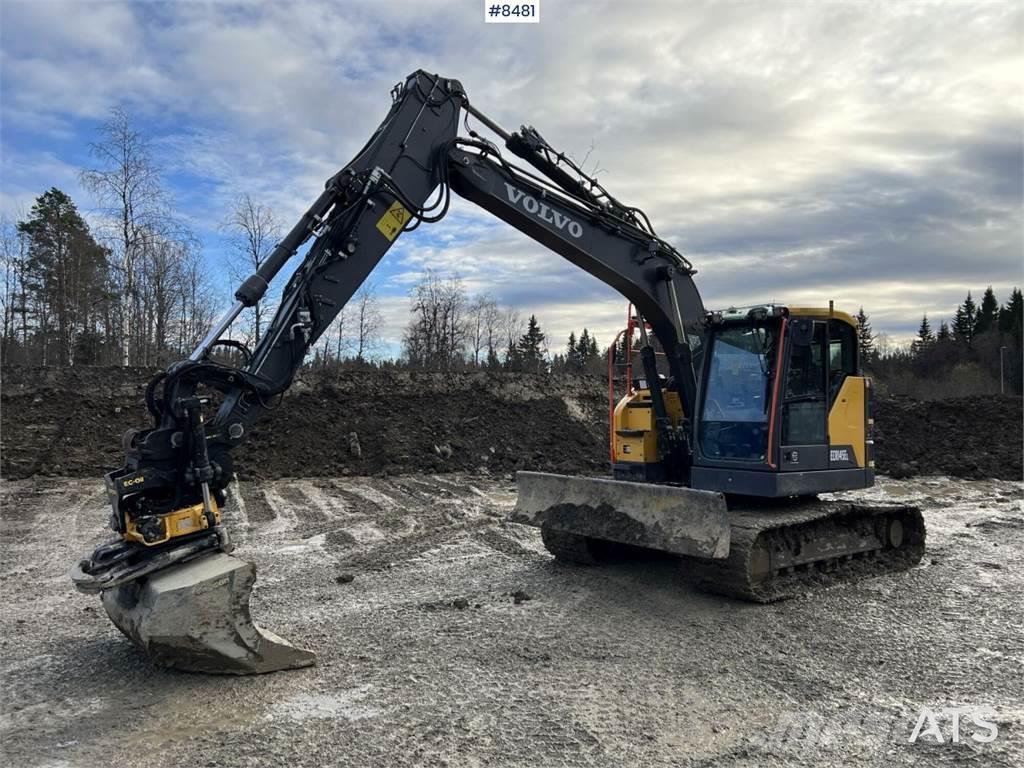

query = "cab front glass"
[{"left": 698, "top": 322, "right": 778, "bottom": 462}]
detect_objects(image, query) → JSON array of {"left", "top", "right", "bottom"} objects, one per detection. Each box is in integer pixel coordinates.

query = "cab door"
[
  {"left": 827, "top": 319, "right": 866, "bottom": 469},
  {"left": 778, "top": 318, "right": 829, "bottom": 471}
]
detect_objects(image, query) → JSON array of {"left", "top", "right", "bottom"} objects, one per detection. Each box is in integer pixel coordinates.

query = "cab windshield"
[{"left": 699, "top": 324, "right": 776, "bottom": 462}]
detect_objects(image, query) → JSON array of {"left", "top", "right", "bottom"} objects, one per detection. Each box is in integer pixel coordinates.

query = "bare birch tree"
[
  {"left": 464, "top": 293, "right": 499, "bottom": 366},
  {"left": 80, "top": 108, "right": 171, "bottom": 365},
  {"left": 222, "top": 193, "right": 280, "bottom": 346},
  {"left": 353, "top": 284, "right": 382, "bottom": 362},
  {"left": 402, "top": 271, "right": 467, "bottom": 369}
]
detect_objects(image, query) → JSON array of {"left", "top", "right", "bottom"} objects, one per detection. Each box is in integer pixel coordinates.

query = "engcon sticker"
[{"left": 376, "top": 200, "right": 410, "bottom": 241}]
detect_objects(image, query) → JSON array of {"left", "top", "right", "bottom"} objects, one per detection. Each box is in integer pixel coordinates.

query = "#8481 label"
[{"left": 485, "top": 2, "right": 539, "bottom": 23}]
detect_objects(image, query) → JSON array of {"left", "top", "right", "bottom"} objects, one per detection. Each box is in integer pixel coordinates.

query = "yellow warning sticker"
[{"left": 376, "top": 200, "right": 410, "bottom": 241}]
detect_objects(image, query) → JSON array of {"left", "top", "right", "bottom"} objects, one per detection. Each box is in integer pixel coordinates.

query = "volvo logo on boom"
[{"left": 504, "top": 183, "right": 583, "bottom": 239}]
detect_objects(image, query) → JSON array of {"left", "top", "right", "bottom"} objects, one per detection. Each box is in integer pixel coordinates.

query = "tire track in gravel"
[
  {"left": 423, "top": 475, "right": 487, "bottom": 499},
  {"left": 328, "top": 489, "right": 498, "bottom": 571},
  {"left": 299, "top": 480, "right": 398, "bottom": 547},
  {"left": 237, "top": 483, "right": 275, "bottom": 527},
  {"left": 278, "top": 479, "right": 393, "bottom": 548},
  {"left": 274, "top": 482, "right": 330, "bottom": 528},
  {"left": 359, "top": 477, "right": 426, "bottom": 510},
  {"left": 70, "top": 483, "right": 108, "bottom": 543},
  {"left": 336, "top": 484, "right": 415, "bottom": 533},
  {"left": 331, "top": 521, "right": 493, "bottom": 571},
  {"left": 259, "top": 486, "right": 300, "bottom": 537},
  {"left": 300, "top": 480, "right": 350, "bottom": 519}
]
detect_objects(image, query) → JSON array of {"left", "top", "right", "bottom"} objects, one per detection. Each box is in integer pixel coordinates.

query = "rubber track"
[{"left": 684, "top": 501, "right": 926, "bottom": 603}]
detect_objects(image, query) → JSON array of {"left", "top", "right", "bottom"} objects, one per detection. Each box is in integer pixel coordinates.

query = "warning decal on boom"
[{"left": 376, "top": 200, "right": 410, "bottom": 241}]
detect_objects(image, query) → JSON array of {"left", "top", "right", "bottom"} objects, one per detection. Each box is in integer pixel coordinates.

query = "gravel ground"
[{"left": 1, "top": 473, "right": 1021, "bottom": 767}]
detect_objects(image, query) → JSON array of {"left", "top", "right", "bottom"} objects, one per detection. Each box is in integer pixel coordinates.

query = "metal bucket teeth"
[
  {"left": 512, "top": 471, "right": 730, "bottom": 559},
  {"left": 100, "top": 552, "right": 316, "bottom": 674}
]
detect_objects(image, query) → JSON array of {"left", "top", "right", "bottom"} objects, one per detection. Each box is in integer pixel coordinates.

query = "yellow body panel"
[
  {"left": 125, "top": 499, "right": 221, "bottom": 546},
  {"left": 828, "top": 376, "right": 867, "bottom": 467},
  {"left": 613, "top": 389, "right": 683, "bottom": 464}
]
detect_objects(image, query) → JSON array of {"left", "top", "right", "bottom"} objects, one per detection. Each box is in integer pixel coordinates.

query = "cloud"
[{"left": 1, "top": 0, "right": 1020, "bottom": 352}]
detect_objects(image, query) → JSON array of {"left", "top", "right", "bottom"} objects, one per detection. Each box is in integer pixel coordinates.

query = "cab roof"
[{"left": 710, "top": 304, "right": 857, "bottom": 329}]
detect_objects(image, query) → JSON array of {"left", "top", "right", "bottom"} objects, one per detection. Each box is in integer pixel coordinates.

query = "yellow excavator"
[{"left": 71, "top": 70, "right": 925, "bottom": 673}]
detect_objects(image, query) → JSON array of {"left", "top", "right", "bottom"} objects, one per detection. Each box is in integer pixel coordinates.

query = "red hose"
[
  {"left": 607, "top": 303, "right": 644, "bottom": 464},
  {"left": 765, "top": 317, "right": 788, "bottom": 469}
]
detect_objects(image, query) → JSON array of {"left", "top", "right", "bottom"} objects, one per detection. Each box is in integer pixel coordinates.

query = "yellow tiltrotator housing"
[{"left": 124, "top": 500, "right": 221, "bottom": 547}]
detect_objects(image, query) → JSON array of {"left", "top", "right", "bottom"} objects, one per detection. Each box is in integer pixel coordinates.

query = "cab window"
[
  {"left": 828, "top": 320, "right": 857, "bottom": 402},
  {"left": 781, "top": 321, "right": 827, "bottom": 445},
  {"left": 699, "top": 325, "right": 775, "bottom": 461}
]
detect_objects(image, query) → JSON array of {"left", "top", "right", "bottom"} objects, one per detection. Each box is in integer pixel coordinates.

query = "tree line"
[
  {"left": 309, "top": 269, "right": 605, "bottom": 375},
  {"left": 3, "top": 108, "right": 1017, "bottom": 400},
  {"left": 856, "top": 287, "right": 1023, "bottom": 397},
  {"left": 1, "top": 110, "right": 219, "bottom": 367},
  {"left": 1, "top": 111, "right": 321, "bottom": 369},
  {"left": 396, "top": 270, "right": 606, "bottom": 374},
  {"left": 0, "top": 109, "right": 606, "bottom": 377}
]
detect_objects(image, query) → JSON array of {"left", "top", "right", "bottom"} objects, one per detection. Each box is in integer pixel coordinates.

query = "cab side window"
[
  {"left": 786, "top": 322, "right": 826, "bottom": 399},
  {"left": 828, "top": 320, "right": 857, "bottom": 402},
  {"left": 782, "top": 321, "right": 827, "bottom": 445}
]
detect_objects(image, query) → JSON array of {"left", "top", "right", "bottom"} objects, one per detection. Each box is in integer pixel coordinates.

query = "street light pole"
[{"left": 1000, "top": 345, "right": 1007, "bottom": 395}]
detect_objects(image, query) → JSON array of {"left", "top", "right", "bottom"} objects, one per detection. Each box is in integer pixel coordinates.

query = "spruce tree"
[
  {"left": 516, "top": 315, "right": 547, "bottom": 373},
  {"left": 975, "top": 286, "right": 999, "bottom": 335},
  {"left": 566, "top": 331, "right": 579, "bottom": 370},
  {"left": 855, "top": 307, "right": 874, "bottom": 360},
  {"left": 486, "top": 346, "right": 501, "bottom": 369},
  {"left": 616, "top": 332, "right": 631, "bottom": 367},
  {"left": 578, "top": 328, "right": 592, "bottom": 367},
  {"left": 504, "top": 339, "right": 519, "bottom": 371},
  {"left": 936, "top": 320, "right": 951, "bottom": 341},
  {"left": 952, "top": 291, "right": 977, "bottom": 345},
  {"left": 998, "top": 288, "right": 1022, "bottom": 335},
  {"left": 912, "top": 314, "right": 934, "bottom": 354}
]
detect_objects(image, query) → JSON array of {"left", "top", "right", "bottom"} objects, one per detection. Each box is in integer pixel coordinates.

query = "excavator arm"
[
  {"left": 212, "top": 73, "right": 705, "bottom": 449},
  {"left": 85, "top": 68, "right": 708, "bottom": 571}
]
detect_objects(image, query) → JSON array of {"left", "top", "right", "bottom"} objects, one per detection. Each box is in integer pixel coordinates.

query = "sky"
[{"left": 1, "top": 0, "right": 1021, "bottom": 357}]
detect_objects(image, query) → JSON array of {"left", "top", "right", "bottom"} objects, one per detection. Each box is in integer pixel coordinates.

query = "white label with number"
[{"left": 484, "top": 1, "right": 540, "bottom": 23}]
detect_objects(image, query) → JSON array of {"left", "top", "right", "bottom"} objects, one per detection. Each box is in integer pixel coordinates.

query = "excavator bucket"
[
  {"left": 97, "top": 553, "right": 316, "bottom": 674},
  {"left": 512, "top": 471, "right": 731, "bottom": 560}
]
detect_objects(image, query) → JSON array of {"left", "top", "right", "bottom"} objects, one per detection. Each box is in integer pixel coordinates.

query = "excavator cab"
[
  {"left": 607, "top": 304, "right": 873, "bottom": 497},
  {"left": 689, "top": 305, "right": 874, "bottom": 497}
]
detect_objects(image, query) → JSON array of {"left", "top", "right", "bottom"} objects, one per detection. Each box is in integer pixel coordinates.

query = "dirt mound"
[
  {"left": 873, "top": 395, "right": 1022, "bottom": 480},
  {"left": 1, "top": 366, "right": 161, "bottom": 479},
  {"left": 0, "top": 367, "right": 610, "bottom": 480},
  {"left": 1, "top": 366, "right": 1020, "bottom": 481},
  {"left": 235, "top": 370, "right": 609, "bottom": 479}
]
